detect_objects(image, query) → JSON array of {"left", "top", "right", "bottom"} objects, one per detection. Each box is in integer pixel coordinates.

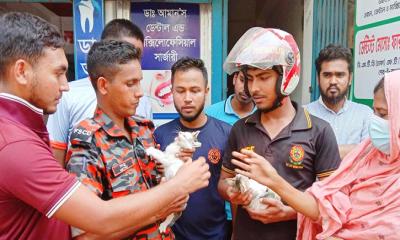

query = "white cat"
[
  {"left": 225, "top": 174, "right": 281, "bottom": 210},
  {"left": 146, "top": 131, "right": 202, "bottom": 233}
]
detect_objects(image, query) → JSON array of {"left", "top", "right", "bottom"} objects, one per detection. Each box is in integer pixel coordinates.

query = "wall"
[{"left": 0, "top": 3, "right": 74, "bottom": 55}]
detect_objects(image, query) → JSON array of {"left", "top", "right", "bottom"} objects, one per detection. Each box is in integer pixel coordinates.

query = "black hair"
[
  {"left": 171, "top": 57, "right": 208, "bottom": 86},
  {"left": 315, "top": 44, "right": 353, "bottom": 75},
  {"left": 0, "top": 12, "right": 64, "bottom": 79},
  {"left": 87, "top": 40, "right": 141, "bottom": 91},
  {"left": 374, "top": 77, "right": 385, "bottom": 94},
  {"left": 101, "top": 19, "right": 144, "bottom": 43}
]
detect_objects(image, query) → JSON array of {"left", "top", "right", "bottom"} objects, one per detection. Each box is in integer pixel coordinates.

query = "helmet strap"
[
  {"left": 241, "top": 65, "right": 287, "bottom": 113},
  {"left": 265, "top": 66, "right": 285, "bottom": 113},
  {"left": 241, "top": 66, "right": 251, "bottom": 97}
]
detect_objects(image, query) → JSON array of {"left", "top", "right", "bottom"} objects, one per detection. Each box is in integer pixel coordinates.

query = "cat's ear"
[{"left": 192, "top": 131, "right": 200, "bottom": 138}]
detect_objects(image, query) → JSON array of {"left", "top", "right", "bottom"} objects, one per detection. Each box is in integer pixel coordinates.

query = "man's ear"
[
  {"left": 14, "top": 59, "right": 32, "bottom": 86},
  {"left": 232, "top": 72, "right": 238, "bottom": 86},
  {"left": 349, "top": 72, "right": 353, "bottom": 86},
  {"left": 97, "top": 76, "right": 109, "bottom": 95},
  {"left": 205, "top": 85, "right": 210, "bottom": 94}
]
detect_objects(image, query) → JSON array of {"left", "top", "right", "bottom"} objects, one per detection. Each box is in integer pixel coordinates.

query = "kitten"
[
  {"left": 146, "top": 131, "right": 201, "bottom": 233},
  {"left": 225, "top": 174, "right": 281, "bottom": 210}
]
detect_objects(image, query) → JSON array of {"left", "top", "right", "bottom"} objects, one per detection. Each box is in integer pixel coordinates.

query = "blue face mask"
[{"left": 368, "top": 114, "right": 390, "bottom": 155}]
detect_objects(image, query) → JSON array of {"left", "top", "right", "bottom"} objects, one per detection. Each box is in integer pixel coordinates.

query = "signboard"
[
  {"left": 73, "top": 0, "right": 104, "bottom": 80},
  {"left": 131, "top": 2, "right": 200, "bottom": 121},
  {"left": 356, "top": 0, "right": 400, "bottom": 27},
  {"left": 352, "top": 0, "right": 400, "bottom": 105}
]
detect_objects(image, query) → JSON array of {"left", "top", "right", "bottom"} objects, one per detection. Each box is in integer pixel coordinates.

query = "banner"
[
  {"left": 352, "top": 0, "right": 400, "bottom": 105},
  {"left": 73, "top": 0, "right": 104, "bottom": 80},
  {"left": 131, "top": 2, "right": 200, "bottom": 121}
]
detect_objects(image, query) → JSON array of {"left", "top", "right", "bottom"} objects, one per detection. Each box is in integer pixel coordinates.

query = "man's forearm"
[
  {"left": 99, "top": 178, "right": 186, "bottom": 234},
  {"left": 51, "top": 147, "right": 67, "bottom": 167},
  {"left": 270, "top": 176, "right": 320, "bottom": 221},
  {"left": 78, "top": 216, "right": 159, "bottom": 240},
  {"left": 218, "top": 170, "right": 235, "bottom": 200},
  {"left": 55, "top": 178, "right": 186, "bottom": 235}
]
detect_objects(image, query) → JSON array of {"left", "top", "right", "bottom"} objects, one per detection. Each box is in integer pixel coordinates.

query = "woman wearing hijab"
[{"left": 231, "top": 70, "right": 400, "bottom": 240}]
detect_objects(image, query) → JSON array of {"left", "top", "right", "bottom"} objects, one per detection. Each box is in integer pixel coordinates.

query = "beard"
[
  {"left": 236, "top": 91, "right": 253, "bottom": 104},
  {"left": 320, "top": 85, "right": 349, "bottom": 105},
  {"left": 29, "top": 75, "right": 56, "bottom": 114},
  {"left": 175, "top": 101, "right": 205, "bottom": 123}
]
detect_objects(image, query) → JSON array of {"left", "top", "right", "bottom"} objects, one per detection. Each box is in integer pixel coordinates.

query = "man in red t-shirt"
[{"left": 0, "top": 12, "right": 210, "bottom": 240}]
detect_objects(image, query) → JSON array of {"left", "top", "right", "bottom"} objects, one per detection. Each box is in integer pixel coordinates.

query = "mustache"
[{"left": 327, "top": 85, "right": 339, "bottom": 91}]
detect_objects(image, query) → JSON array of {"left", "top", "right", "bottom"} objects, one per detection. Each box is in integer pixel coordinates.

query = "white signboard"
[
  {"left": 356, "top": 0, "right": 400, "bottom": 27},
  {"left": 354, "top": 20, "right": 400, "bottom": 99}
]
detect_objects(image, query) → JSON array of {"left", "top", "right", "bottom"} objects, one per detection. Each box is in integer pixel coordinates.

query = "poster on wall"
[
  {"left": 352, "top": 0, "right": 400, "bottom": 105},
  {"left": 131, "top": 2, "right": 200, "bottom": 122},
  {"left": 73, "top": 0, "right": 104, "bottom": 80}
]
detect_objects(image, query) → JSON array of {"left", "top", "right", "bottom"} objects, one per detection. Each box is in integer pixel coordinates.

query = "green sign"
[{"left": 352, "top": 0, "right": 400, "bottom": 106}]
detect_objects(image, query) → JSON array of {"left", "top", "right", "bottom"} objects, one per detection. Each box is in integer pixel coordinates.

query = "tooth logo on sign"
[
  {"left": 80, "top": 63, "right": 88, "bottom": 75},
  {"left": 78, "top": 0, "right": 94, "bottom": 33}
]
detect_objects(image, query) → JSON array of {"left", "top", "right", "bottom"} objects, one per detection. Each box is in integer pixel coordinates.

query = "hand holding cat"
[
  {"left": 245, "top": 198, "right": 296, "bottom": 224},
  {"left": 226, "top": 186, "right": 252, "bottom": 206},
  {"left": 173, "top": 156, "right": 210, "bottom": 194},
  {"left": 176, "top": 147, "right": 195, "bottom": 162},
  {"left": 156, "top": 194, "right": 190, "bottom": 220},
  {"left": 231, "top": 149, "right": 280, "bottom": 188},
  {"left": 156, "top": 162, "right": 165, "bottom": 174}
]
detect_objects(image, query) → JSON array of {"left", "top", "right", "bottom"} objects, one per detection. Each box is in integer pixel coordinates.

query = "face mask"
[{"left": 368, "top": 114, "right": 390, "bottom": 155}]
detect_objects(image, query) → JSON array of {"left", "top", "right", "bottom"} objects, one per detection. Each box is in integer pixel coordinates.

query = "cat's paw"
[
  {"left": 145, "top": 147, "right": 160, "bottom": 157},
  {"left": 146, "top": 147, "right": 165, "bottom": 161}
]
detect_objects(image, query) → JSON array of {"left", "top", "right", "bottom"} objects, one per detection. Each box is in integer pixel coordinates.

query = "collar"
[
  {"left": 318, "top": 96, "right": 349, "bottom": 114},
  {"left": 178, "top": 116, "right": 209, "bottom": 131},
  {"left": 224, "top": 94, "right": 256, "bottom": 117},
  {"left": 0, "top": 93, "right": 48, "bottom": 141},
  {"left": 0, "top": 93, "right": 43, "bottom": 114},
  {"left": 224, "top": 95, "right": 236, "bottom": 115},
  {"left": 93, "top": 107, "right": 138, "bottom": 138},
  {"left": 245, "top": 102, "right": 312, "bottom": 131}
]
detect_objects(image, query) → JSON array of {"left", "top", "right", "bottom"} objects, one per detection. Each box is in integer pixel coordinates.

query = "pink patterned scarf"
[{"left": 297, "top": 70, "right": 400, "bottom": 240}]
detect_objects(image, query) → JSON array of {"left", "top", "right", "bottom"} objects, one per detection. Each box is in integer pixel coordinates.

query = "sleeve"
[
  {"left": 136, "top": 95, "right": 153, "bottom": 120},
  {"left": 204, "top": 104, "right": 214, "bottom": 117},
  {"left": 0, "top": 140, "right": 80, "bottom": 218},
  {"left": 145, "top": 96, "right": 153, "bottom": 120},
  {"left": 46, "top": 94, "right": 70, "bottom": 150},
  {"left": 221, "top": 126, "right": 237, "bottom": 174},
  {"left": 204, "top": 102, "right": 221, "bottom": 119},
  {"left": 66, "top": 133, "right": 105, "bottom": 197},
  {"left": 361, "top": 107, "right": 373, "bottom": 141},
  {"left": 314, "top": 124, "right": 341, "bottom": 179}
]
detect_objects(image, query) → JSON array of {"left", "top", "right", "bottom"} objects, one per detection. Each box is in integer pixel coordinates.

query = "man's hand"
[
  {"left": 226, "top": 186, "right": 252, "bottom": 206},
  {"left": 156, "top": 162, "right": 165, "bottom": 174},
  {"left": 245, "top": 198, "right": 296, "bottom": 224},
  {"left": 173, "top": 157, "right": 210, "bottom": 194},
  {"left": 155, "top": 194, "right": 189, "bottom": 220},
  {"left": 231, "top": 149, "right": 279, "bottom": 188},
  {"left": 177, "top": 147, "right": 195, "bottom": 162},
  {"left": 153, "top": 144, "right": 165, "bottom": 174}
]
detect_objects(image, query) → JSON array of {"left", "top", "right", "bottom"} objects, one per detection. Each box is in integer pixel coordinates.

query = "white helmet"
[{"left": 224, "top": 27, "right": 301, "bottom": 96}]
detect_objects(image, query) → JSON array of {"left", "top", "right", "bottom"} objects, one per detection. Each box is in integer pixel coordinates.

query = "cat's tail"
[{"left": 146, "top": 147, "right": 168, "bottom": 165}]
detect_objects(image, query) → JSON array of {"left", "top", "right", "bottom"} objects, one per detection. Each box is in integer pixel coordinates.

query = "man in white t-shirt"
[{"left": 47, "top": 19, "right": 152, "bottom": 166}]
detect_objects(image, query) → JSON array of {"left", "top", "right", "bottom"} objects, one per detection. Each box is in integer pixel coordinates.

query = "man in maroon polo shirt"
[{"left": 0, "top": 12, "right": 210, "bottom": 239}]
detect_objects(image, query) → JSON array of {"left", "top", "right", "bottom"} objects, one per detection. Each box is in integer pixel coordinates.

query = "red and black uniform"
[{"left": 66, "top": 107, "right": 172, "bottom": 240}]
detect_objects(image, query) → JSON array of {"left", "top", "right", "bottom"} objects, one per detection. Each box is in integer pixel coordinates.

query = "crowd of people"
[{"left": 1, "top": 11, "right": 399, "bottom": 240}]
